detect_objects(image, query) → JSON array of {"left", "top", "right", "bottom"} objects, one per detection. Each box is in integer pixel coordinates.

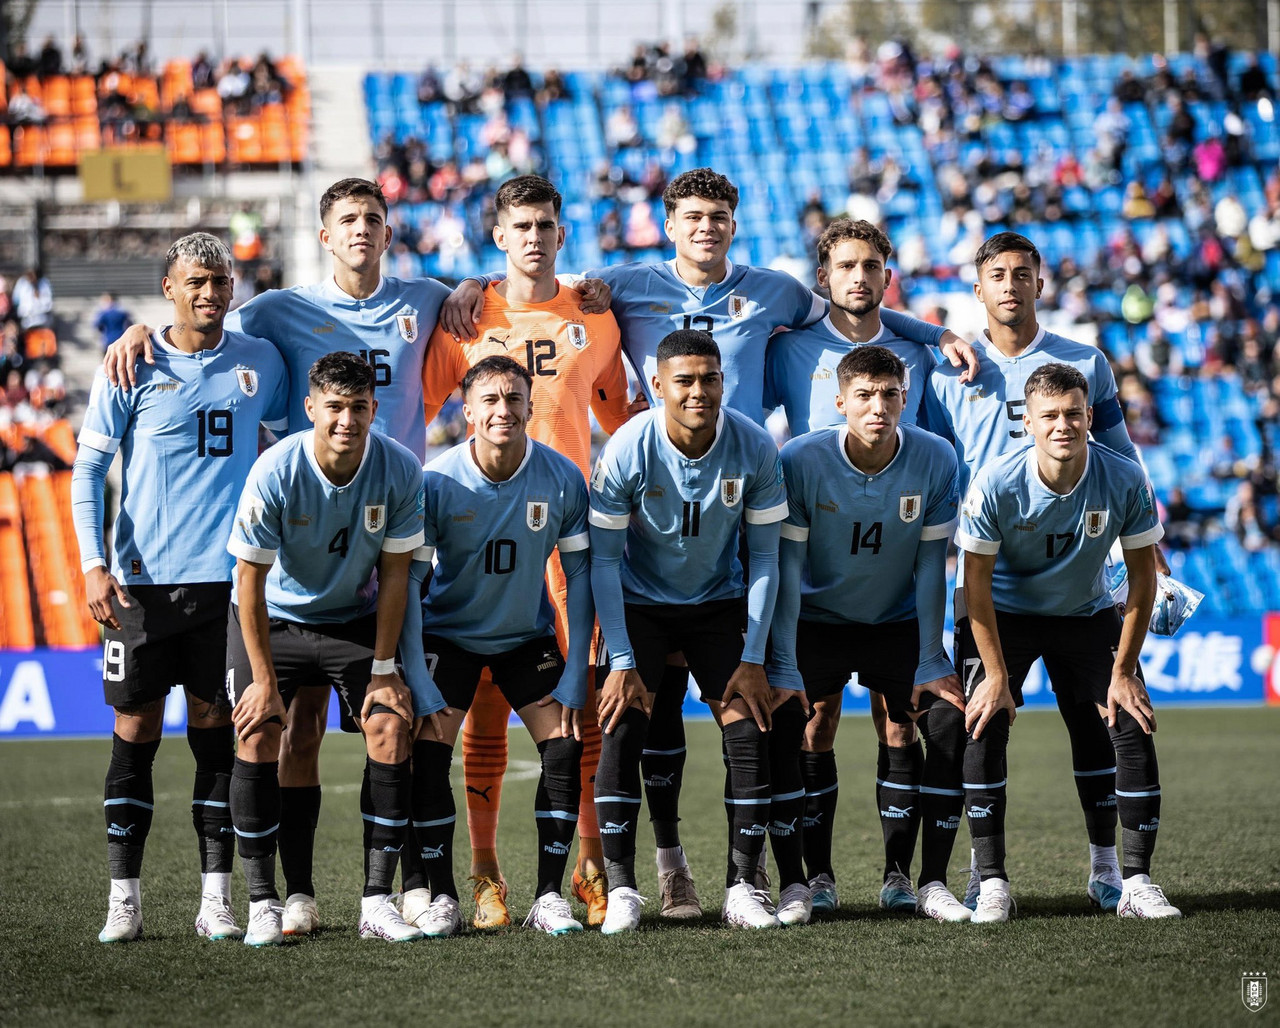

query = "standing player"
[
  {"left": 399, "top": 355, "right": 594, "bottom": 937},
  {"left": 588, "top": 330, "right": 796, "bottom": 932},
  {"left": 923, "top": 232, "right": 1162, "bottom": 911},
  {"left": 226, "top": 352, "right": 425, "bottom": 945},
  {"left": 416, "top": 175, "right": 629, "bottom": 928},
  {"left": 957, "top": 362, "right": 1178, "bottom": 921},
  {"left": 767, "top": 346, "right": 972, "bottom": 922},
  {"left": 763, "top": 218, "right": 949, "bottom": 914},
  {"left": 72, "top": 233, "right": 289, "bottom": 943},
  {"left": 448, "top": 166, "right": 973, "bottom": 916}
]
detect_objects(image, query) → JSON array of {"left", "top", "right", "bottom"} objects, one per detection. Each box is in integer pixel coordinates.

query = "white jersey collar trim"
[
  {"left": 659, "top": 408, "right": 726, "bottom": 463},
  {"left": 319, "top": 274, "right": 386, "bottom": 304},
  {"left": 153, "top": 326, "right": 228, "bottom": 357},
  {"left": 837, "top": 425, "right": 904, "bottom": 476},
  {"left": 1026, "top": 443, "right": 1088, "bottom": 498},
  {"left": 467, "top": 437, "right": 533, "bottom": 484},
  {"left": 304, "top": 428, "right": 374, "bottom": 489}
]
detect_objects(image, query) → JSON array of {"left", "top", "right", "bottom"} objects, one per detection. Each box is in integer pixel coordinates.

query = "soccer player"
[
  {"left": 71, "top": 232, "right": 289, "bottom": 942},
  {"left": 417, "top": 175, "right": 629, "bottom": 928},
  {"left": 956, "top": 362, "right": 1179, "bottom": 922},
  {"left": 398, "top": 355, "right": 594, "bottom": 937},
  {"left": 448, "top": 166, "right": 974, "bottom": 918},
  {"left": 923, "top": 231, "right": 1165, "bottom": 911},
  {"left": 763, "top": 218, "right": 953, "bottom": 914},
  {"left": 768, "top": 346, "right": 972, "bottom": 922},
  {"left": 225, "top": 352, "right": 425, "bottom": 945},
  {"left": 588, "top": 329, "right": 796, "bottom": 932}
]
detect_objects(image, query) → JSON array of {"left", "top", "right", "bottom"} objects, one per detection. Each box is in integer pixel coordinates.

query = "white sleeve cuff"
[
  {"left": 956, "top": 531, "right": 1000, "bottom": 555},
  {"left": 1120, "top": 524, "right": 1164, "bottom": 549},
  {"left": 381, "top": 530, "right": 426, "bottom": 553},
  {"left": 745, "top": 500, "right": 789, "bottom": 525},
  {"left": 920, "top": 518, "right": 957, "bottom": 542},
  {"left": 81, "top": 557, "right": 107, "bottom": 573},
  {"left": 780, "top": 522, "right": 809, "bottom": 542},
  {"left": 589, "top": 508, "right": 630, "bottom": 530},
  {"left": 411, "top": 545, "right": 435, "bottom": 563},
  {"left": 77, "top": 428, "right": 120, "bottom": 454},
  {"left": 228, "top": 538, "right": 276, "bottom": 564},
  {"left": 558, "top": 531, "right": 590, "bottom": 553}
]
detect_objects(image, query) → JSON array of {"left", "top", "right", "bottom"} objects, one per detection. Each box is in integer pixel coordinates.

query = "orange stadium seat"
[
  {"left": 0, "top": 126, "right": 11, "bottom": 167},
  {"left": 167, "top": 121, "right": 202, "bottom": 164},
  {"left": 0, "top": 473, "right": 36, "bottom": 650},
  {"left": 128, "top": 76, "right": 160, "bottom": 111},
  {"left": 259, "top": 103, "right": 290, "bottom": 163},
  {"left": 74, "top": 115, "right": 100, "bottom": 152},
  {"left": 23, "top": 327, "right": 57, "bottom": 361},
  {"left": 18, "top": 473, "right": 96, "bottom": 648},
  {"left": 42, "top": 75, "right": 71, "bottom": 117},
  {"left": 42, "top": 421, "right": 77, "bottom": 466},
  {"left": 52, "top": 470, "right": 98, "bottom": 644},
  {"left": 13, "top": 125, "right": 46, "bottom": 168},
  {"left": 17, "top": 75, "right": 43, "bottom": 104},
  {"left": 199, "top": 121, "right": 226, "bottom": 163},
  {"left": 71, "top": 75, "right": 97, "bottom": 116},
  {"left": 227, "top": 116, "right": 263, "bottom": 164},
  {"left": 190, "top": 88, "right": 222, "bottom": 120},
  {"left": 98, "top": 71, "right": 133, "bottom": 99},
  {"left": 45, "top": 120, "right": 76, "bottom": 167}
]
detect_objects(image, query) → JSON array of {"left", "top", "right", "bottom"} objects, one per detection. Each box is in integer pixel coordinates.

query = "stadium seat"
[
  {"left": 0, "top": 126, "right": 10, "bottom": 167},
  {"left": 13, "top": 125, "right": 46, "bottom": 168}
]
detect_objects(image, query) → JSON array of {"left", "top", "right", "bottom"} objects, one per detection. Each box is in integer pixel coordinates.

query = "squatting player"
[
  {"left": 399, "top": 355, "right": 594, "bottom": 937},
  {"left": 418, "top": 175, "right": 629, "bottom": 928},
  {"left": 588, "top": 330, "right": 795, "bottom": 933},
  {"left": 226, "top": 353, "right": 425, "bottom": 945},
  {"left": 956, "top": 363, "right": 1179, "bottom": 922},
  {"left": 72, "top": 233, "right": 289, "bottom": 943}
]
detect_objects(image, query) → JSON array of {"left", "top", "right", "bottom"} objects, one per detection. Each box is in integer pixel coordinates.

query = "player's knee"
[
  {"left": 883, "top": 717, "right": 917, "bottom": 748},
  {"left": 113, "top": 701, "right": 165, "bottom": 742},
  {"left": 1108, "top": 708, "right": 1157, "bottom": 765},
  {"left": 280, "top": 717, "right": 325, "bottom": 765},
  {"left": 237, "top": 724, "right": 282, "bottom": 763},
  {"left": 803, "top": 697, "right": 839, "bottom": 751},
  {"left": 538, "top": 734, "right": 583, "bottom": 789},
  {"left": 364, "top": 710, "right": 410, "bottom": 763}
]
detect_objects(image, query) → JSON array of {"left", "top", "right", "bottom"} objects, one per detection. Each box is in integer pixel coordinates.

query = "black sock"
[
  {"left": 278, "top": 785, "right": 321, "bottom": 898},
  {"left": 1058, "top": 695, "right": 1118, "bottom": 847},
  {"left": 535, "top": 736, "right": 583, "bottom": 897},
  {"left": 105, "top": 734, "right": 161, "bottom": 881},
  {"left": 917, "top": 703, "right": 966, "bottom": 887},
  {"left": 800, "top": 749, "right": 838, "bottom": 879},
  {"left": 362, "top": 757, "right": 410, "bottom": 897},
  {"left": 230, "top": 757, "right": 280, "bottom": 902},
  {"left": 963, "top": 712, "right": 1010, "bottom": 881},
  {"left": 722, "top": 719, "right": 770, "bottom": 887},
  {"left": 188, "top": 725, "right": 234, "bottom": 875},
  {"left": 767, "top": 701, "right": 807, "bottom": 889},
  {"left": 879, "top": 740, "right": 924, "bottom": 880},
  {"left": 595, "top": 706, "right": 648, "bottom": 890},
  {"left": 642, "top": 665, "right": 689, "bottom": 850},
  {"left": 405, "top": 740, "right": 456, "bottom": 898},
  {"left": 1110, "top": 709, "right": 1161, "bottom": 879}
]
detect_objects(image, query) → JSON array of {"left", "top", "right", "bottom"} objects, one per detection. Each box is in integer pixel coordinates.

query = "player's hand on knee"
[
  {"left": 770, "top": 686, "right": 810, "bottom": 718},
  {"left": 914, "top": 673, "right": 965, "bottom": 713},
  {"left": 414, "top": 711, "right": 448, "bottom": 742},
  {"left": 364, "top": 674, "right": 414, "bottom": 726},
  {"left": 598, "top": 668, "right": 647, "bottom": 734},
  {"left": 965, "top": 675, "right": 1014, "bottom": 739},
  {"left": 103, "top": 323, "right": 154, "bottom": 389},
  {"left": 1107, "top": 670, "right": 1156, "bottom": 734},
  {"left": 572, "top": 277, "right": 612, "bottom": 314},
  {"left": 440, "top": 278, "right": 485, "bottom": 340},
  {"left": 233, "top": 681, "right": 286, "bottom": 742},
  {"left": 85, "top": 567, "right": 130, "bottom": 630},
  {"left": 726, "top": 663, "right": 773, "bottom": 732}
]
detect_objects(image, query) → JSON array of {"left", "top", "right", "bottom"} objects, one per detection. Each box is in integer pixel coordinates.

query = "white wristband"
[{"left": 370, "top": 658, "right": 398, "bottom": 676}]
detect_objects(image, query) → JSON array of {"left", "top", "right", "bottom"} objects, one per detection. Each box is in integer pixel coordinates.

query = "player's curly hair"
[
  {"left": 1024, "top": 362, "right": 1090, "bottom": 401},
  {"left": 462, "top": 354, "right": 533, "bottom": 395},
  {"left": 308, "top": 351, "right": 376, "bottom": 396},
  {"left": 656, "top": 329, "right": 720, "bottom": 365},
  {"left": 662, "top": 168, "right": 739, "bottom": 215},
  {"left": 319, "top": 178, "right": 388, "bottom": 223},
  {"left": 974, "top": 231, "right": 1040, "bottom": 272},
  {"left": 164, "top": 232, "right": 231, "bottom": 275},
  {"left": 816, "top": 218, "right": 892, "bottom": 267},
  {"left": 836, "top": 345, "right": 906, "bottom": 390},
  {"left": 495, "top": 175, "right": 563, "bottom": 217}
]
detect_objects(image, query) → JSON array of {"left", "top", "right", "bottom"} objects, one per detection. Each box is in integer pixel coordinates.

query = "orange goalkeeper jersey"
[{"left": 421, "top": 283, "right": 631, "bottom": 477}]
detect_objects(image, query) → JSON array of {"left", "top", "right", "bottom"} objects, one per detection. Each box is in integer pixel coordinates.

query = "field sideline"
[{"left": 3, "top": 707, "right": 1277, "bottom": 1027}]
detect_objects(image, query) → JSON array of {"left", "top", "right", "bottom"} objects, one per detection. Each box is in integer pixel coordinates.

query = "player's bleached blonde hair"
[{"left": 164, "top": 232, "right": 232, "bottom": 275}]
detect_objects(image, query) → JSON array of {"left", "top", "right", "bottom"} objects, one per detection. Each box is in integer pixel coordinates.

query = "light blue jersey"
[
  {"left": 922, "top": 326, "right": 1135, "bottom": 493},
  {"left": 228, "top": 275, "right": 450, "bottom": 461},
  {"left": 763, "top": 313, "right": 939, "bottom": 433},
  {"left": 957, "top": 443, "right": 1163, "bottom": 617},
  {"left": 589, "top": 407, "right": 788, "bottom": 605},
  {"left": 416, "top": 439, "right": 590, "bottom": 652},
  {"left": 779, "top": 425, "right": 959, "bottom": 623},
  {"left": 73, "top": 327, "right": 289, "bottom": 584},
  {"left": 228, "top": 429, "right": 424, "bottom": 623}
]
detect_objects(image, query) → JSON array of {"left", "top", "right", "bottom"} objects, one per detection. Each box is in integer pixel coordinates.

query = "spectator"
[
  {"left": 217, "top": 59, "right": 251, "bottom": 108},
  {"left": 192, "top": 50, "right": 216, "bottom": 90},
  {"left": 624, "top": 201, "right": 662, "bottom": 250},
  {"left": 502, "top": 54, "right": 534, "bottom": 99},
  {"left": 7, "top": 87, "right": 48, "bottom": 126},
  {"left": 538, "top": 68, "right": 570, "bottom": 104},
  {"left": 416, "top": 65, "right": 442, "bottom": 104},
  {"left": 37, "top": 36, "right": 63, "bottom": 78},
  {"left": 11, "top": 268, "right": 53, "bottom": 340},
  {"left": 1122, "top": 181, "right": 1156, "bottom": 220},
  {"left": 92, "top": 293, "right": 131, "bottom": 349},
  {"left": 606, "top": 104, "right": 643, "bottom": 149}
]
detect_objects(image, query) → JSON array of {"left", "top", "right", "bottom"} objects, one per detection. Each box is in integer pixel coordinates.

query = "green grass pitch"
[{"left": 2, "top": 707, "right": 1278, "bottom": 1027}]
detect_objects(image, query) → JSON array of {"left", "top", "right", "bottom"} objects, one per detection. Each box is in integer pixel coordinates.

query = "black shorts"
[
  {"left": 623, "top": 598, "right": 745, "bottom": 703},
  {"left": 795, "top": 617, "right": 924, "bottom": 724},
  {"left": 102, "top": 583, "right": 231, "bottom": 711},
  {"left": 422, "top": 634, "right": 564, "bottom": 713},
  {"left": 224, "top": 605, "right": 377, "bottom": 733},
  {"left": 955, "top": 607, "right": 1140, "bottom": 709}
]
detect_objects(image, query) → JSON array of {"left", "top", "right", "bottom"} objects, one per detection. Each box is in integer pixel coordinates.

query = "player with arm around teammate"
[
  {"left": 956, "top": 362, "right": 1178, "bottom": 922},
  {"left": 72, "top": 232, "right": 289, "bottom": 943},
  {"left": 225, "top": 352, "right": 425, "bottom": 945},
  {"left": 397, "top": 355, "right": 594, "bottom": 936}
]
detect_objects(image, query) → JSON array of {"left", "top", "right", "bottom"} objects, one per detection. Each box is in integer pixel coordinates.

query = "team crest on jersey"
[
  {"left": 1084, "top": 509, "right": 1109, "bottom": 538},
  {"left": 721, "top": 477, "right": 743, "bottom": 507},
  {"left": 567, "top": 322, "right": 588, "bottom": 350},
  {"left": 234, "top": 366, "right": 259, "bottom": 397},
  {"left": 396, "top": 312, "right": 418, "bottom": 343},
  {"left": 899, "top": 494, "right": 922, "bottom": 523},
  {"left": 727, "top": 293, "right": 749, "bottom": 319},
  {"left": 527, "top": 500, "right": 548, "bottom": 532},
  {"left": 364, "top": 505, "right": 386, "bottom": 533}
]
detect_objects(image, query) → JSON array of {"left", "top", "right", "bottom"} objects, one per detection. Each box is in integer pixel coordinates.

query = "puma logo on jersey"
[
  {"left": 288, "top": 514, "right": 312, "bottom": 526},
  {"left": 810, "top": 368, "right": 833, "bottom": 381},
  {"left": 645, "top": 487, "right": 666, "bottom": 499},
  {"left": 649, "top": 302, "right": 671, "bottom": 313},
  {"left": 817, "top": 500, "right": 839, "bottom": 513},
  {"left": 312, "top": 320, "right": 336, "bottom": 334},
  {"left": 452, "top": 509, "right": 477, "bottom": 523},
  {"left": 467, "top": 785, "right": 494, "bottom": 802}
]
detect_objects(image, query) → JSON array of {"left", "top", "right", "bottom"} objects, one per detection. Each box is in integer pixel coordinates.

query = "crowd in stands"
[{"left": 0, "top": 270, "right": 72, "bottom": 472}]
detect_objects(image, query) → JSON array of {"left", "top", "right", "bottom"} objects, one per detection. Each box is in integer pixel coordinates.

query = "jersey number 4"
[{"left": 195, "top": 409, "right": 233, "bottom": 456}]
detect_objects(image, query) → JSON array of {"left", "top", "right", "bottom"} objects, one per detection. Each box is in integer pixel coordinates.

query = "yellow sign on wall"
[{"left": 80, "top": 147, "right": 173, "bottom": 203}]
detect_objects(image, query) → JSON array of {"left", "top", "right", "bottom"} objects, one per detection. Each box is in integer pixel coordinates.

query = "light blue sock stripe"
[
  {"left": 770, "top": 788, "right": 805, "bottom": 803},
  {"left": 875, "top": 779, "right": 919, "bottom": 791},
  {"left": 1114, "top": 788, "right": 1161, "bottom": 798},
  {"left": 412, "top": 816, "right": 455, "bottom": 828},
  {"left": 641, "top": 747, "right": 686, "bottom": 756},
  {"left": 595, "top": 795, "right": 642, "bottom": 804},
  {"left": 725, "top": 796, "right": 771, "bottom": 805},
  {"left": 919, "top": 786, "right": 964, "bottom": 796},
  {"left": 233, "top": 824, "right": 279, "bottom": 839},
  {"left": 804, "top": 783, "right": 839, "bottom": 798},
  {"left": 191, "top": 799, "right": 229, "bottom": 808},
  {"left": 1073, "top": 766, "right": 1117, "bottom": 777},
  {"left": 962, "top": 779, "right": 1007, "bottom": 790},
  {"left": 535, "top": 810, "right": 580, "bottom": 821},
  {"left": 104, "top": 797, "right": 155, "bottom": 811},
  {"left": 361, "top": 814, "right": 410, "bottom": 827}
]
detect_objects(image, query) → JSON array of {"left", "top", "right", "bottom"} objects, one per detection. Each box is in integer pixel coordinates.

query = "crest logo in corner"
[{"left": 1243, "top": 972, "right": 1267, "bottom": 1013}]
